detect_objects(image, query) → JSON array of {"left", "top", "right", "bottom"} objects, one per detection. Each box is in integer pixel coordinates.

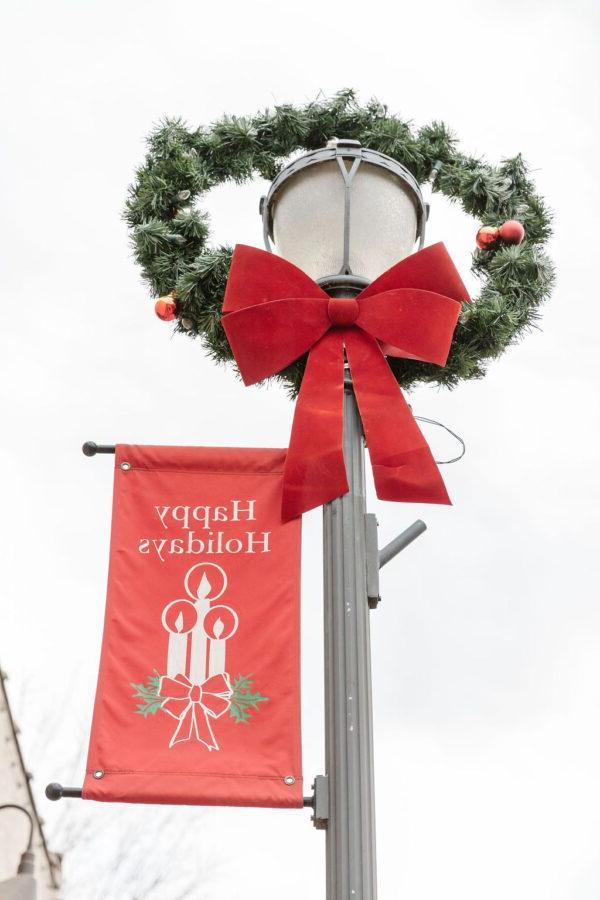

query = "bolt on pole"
[{"left": 323, "top": 378, "right": 377, "bottom": 899}]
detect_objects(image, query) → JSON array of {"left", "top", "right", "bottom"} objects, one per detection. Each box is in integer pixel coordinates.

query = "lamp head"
[{"left": 260, "top": 139, "right": 427, "bottom": 292}]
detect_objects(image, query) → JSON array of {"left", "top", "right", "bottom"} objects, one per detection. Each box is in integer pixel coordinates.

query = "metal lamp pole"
[
  {"left": 260, "top": 138, "right": 429, "bottom": 900},
  {"left": 323, "top": 373, "right": 377, "bottom": 899},
  {"left": 0, "top": 804, "right": 37, "bottom": 900}
]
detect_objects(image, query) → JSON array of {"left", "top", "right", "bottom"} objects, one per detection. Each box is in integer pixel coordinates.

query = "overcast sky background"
[{"left": 1, "top": 1, "right": 599, "bottom": 897}]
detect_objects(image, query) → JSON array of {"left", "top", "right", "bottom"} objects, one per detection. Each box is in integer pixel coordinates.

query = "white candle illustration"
[
  {"left": 161, "top": 600, "right": 197, "bottom": 677},
  {"left": 189, "top": 573, "right": 211, "bottom": 684},
  {"left": 209, "top": 617, "right": 226, "bottom": 676},
  {"left": 204, "top": 606, "right": 239, "bottom": 677},
  {"left": 185, "top": 563, "right": 228, "bottom": 684}
]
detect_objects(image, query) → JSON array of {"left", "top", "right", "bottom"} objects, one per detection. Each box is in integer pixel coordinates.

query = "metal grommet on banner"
[
  {"left": 93, "top": 769, "right": 104, "bottom": 779},
  {"left": 120, "top": 462, "right": 131, "bottom": 471},
  {"left": 283, "top": 775, "right": 296, "bottom": 785}
]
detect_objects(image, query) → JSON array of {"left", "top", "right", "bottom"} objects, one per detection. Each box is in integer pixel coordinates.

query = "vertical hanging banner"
[{"left": 83, "top": 445, "right": 302, "bottom": 808}]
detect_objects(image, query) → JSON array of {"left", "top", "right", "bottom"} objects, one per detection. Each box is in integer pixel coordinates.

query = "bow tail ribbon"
[
  {"left": 282, "top": 329, "right": 449, "bottom": 520},
  {"left": 282, "top": 331, "right": 347, "bottom": 521},
  {"left": 159, "top": 674, "right": 232, "bottom": 752},
  {"left": 345, "top": 329, "right": 450, "bottom": 504},
  {"left": 167, "top": 700, "right": 220, "bottom": 751}
]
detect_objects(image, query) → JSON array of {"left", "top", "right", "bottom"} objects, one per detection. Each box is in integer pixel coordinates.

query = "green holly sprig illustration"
[
  {"left": 131, "top": 670, "right": 163, "bottom": 718},
  {"left": 130, "top": 671, "right": 269, "bottom": 724},
  {"left": 228, "top": 674, "right": 269, "bottom": 724}
]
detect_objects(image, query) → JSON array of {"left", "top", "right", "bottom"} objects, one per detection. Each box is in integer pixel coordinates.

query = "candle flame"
[
  {"left": 213, "top": 617, "right": 225, "bottom": 639},
  {"left": 197, "top": 571, "right": 211, "bottom": 601},
  {"left": 175, "top": 611, "right": 184, "bottom": 633}
]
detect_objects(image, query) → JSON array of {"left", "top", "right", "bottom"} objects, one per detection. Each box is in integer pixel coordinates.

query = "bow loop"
[
  {"left": 356, "top": 288, "right": 460, "bottom": 366},
  {"left": 222, "top": 243, "right": 469, "bottom": 520},
  {"left": 159, "top": 674, "right": 193, "bottom": 701},
  {"left": 223, "top": 244, "right": 327, "bottom": 313},
  {"left": 223, "top": 297, "right": 330, "bottom": 385},
  {"left": 358, "top": 242, "right": 469, "bottom": 303},
  {"left": 200, "top": 674, "right": 234, "bottom": 719}
]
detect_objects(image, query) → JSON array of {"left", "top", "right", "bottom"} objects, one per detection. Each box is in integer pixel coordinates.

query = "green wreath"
[{"left": 125, "top": 89, "right": 554, "bottom": 395}]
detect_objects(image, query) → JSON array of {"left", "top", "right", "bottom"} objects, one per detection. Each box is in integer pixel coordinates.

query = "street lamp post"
[
  {"left": 0, "top": 805, "right": 36, "bottom": 900},
  {"left": 262, "top": 141, "right": 427, "bottom": 899}
]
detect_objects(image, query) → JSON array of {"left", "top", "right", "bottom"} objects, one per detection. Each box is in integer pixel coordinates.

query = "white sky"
[{"left": 1, "top": 0, "right": 600, "bottom": 897}]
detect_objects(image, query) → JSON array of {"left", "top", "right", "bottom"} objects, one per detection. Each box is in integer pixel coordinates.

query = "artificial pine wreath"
[{"left": 125, "top": 89, "right": 554, "bottom": 394}]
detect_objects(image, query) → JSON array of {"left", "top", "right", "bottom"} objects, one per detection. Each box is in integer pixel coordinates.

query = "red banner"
[{"left": 83, "top": 445, "right": 302, "bottom": 808}]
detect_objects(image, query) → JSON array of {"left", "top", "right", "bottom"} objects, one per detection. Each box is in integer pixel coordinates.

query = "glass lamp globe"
[{"left": 261, "top": 139, "right": 427, "bottom": 293}]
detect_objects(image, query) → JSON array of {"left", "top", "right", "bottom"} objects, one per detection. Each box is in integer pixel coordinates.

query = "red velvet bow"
[
  {"left": 222, "top": 243, "right": 470, "bottom": 521},
  {"left": 159, "top": 673, "right": 232, "bottom": 751}
]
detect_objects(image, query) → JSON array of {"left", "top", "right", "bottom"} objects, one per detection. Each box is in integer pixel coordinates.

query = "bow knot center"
[
  {"left": 189, "top": 685, "right": 202, "bottom": 702},
  {"left": 327, "top": 297, "right": 359, "bottom": 327}
]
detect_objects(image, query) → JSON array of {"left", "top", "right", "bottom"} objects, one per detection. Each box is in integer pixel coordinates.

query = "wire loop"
[{"left": 414, "top": 415, "right": 466, "bottom": 464}]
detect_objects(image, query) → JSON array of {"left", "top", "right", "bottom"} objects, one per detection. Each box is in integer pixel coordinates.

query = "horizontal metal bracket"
[
  {"left": 366, "top": 517, "right": 427, "bottom": 607},
  {"left": 82, "top": 441, "right": 115, "bottom": 456},
  {"left": 47, "top": 779, "right": 327, "bottom": 817},
  {"left": 379, "top": 520, "right": 427, "bottom": 568},
  {"left": 45, "top": 783, "right": 82, "bottom": 800}
]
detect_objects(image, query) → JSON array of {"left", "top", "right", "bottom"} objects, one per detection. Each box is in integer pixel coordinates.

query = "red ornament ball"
[
  {"left": 476, "top": 225, "right": 499, "bottom": 250},
  {"left": 155, "top": 294, "right": 177, "bottom": 321},
  {"left": 498, "top": 220, "right": 525, "bottom": 244}
]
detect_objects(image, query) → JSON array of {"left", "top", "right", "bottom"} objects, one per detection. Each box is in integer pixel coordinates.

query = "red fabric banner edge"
[
  {"left": 81, "top": 772, "right": 304, "bottom": 808},
  {"left": 113, "top": 444, "right": 288, "bottom": 474}
]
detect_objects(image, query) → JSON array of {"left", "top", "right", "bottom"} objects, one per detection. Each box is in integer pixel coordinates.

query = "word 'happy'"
[{"left": 137, "top": 499, "right": 271, "bottom": 561}]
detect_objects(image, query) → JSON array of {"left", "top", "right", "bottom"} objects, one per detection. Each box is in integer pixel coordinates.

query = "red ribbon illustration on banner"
[
  {"left": 222, "top": 243, "right": 470, "bottom": 521},
  {"left": 159, "top": 673, "right": 233, "bottom": 750}
]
